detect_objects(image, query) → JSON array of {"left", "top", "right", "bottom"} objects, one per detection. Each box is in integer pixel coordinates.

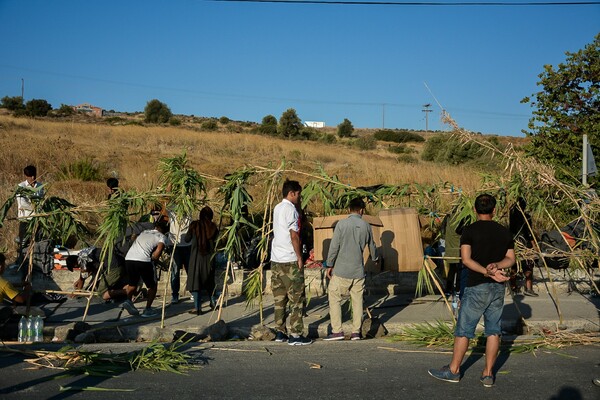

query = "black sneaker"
[
  {"left": 274, "top": 331, "right": 288, "bottom": 343},
  {"left": 288, "top": 335, "right": 313, "bottom": 346}
]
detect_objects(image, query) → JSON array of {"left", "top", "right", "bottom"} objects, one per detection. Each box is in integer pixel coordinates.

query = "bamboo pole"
[
  {"left": 216, "top": 256, "right": 232, "bottom": 321},
  {"left": 423, "top": 257, "right": 455, "bottom": 324}
]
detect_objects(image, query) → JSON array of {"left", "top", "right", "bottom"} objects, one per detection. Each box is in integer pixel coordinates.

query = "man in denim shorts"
[{"left": 429, "top": 194, "right": 515, "bottom": 388}]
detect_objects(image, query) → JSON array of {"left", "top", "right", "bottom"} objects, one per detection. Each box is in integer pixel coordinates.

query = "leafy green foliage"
[
  {"left": 144, "top": 99, "right": 172, "bottom": 123},
  {"left": 1, "top": 96, "right": 24, "bottom": 111},
  {"left": 522, "top": 33, "right": 600, "bottom": 182},
  {"left": 55, "top": 104, "right": 75, "bottom": 117},
  {"left": 168, "top": 117, "right": 181, "bottom": 126},
  {"left": 31, "top": 196, "right": 89, "bottom": 246},
  {"left": 25, "top": 99, "right": 52, "bottom": 117},
  {"left": 421, "top": 134, "right": 486, "bottom": 165},
  {"left": 374, "top": 129, "right": 425, "bottom": 143},
  {"left": 158, "top": 152, "right": 206, "bottom": 220},
  {"left": 337, "top": 118, "right": 354, "bottom": 138},
  {"left": 201, "top": 120, "right": 218, "bottom": 131},
  {"left": 278, "top": 108, "right": 302, "bottom": 138},
  {"left": 219, "top": 116, "right": 230, "bottom": 125},
  {"left": 354, "top": 135, "right": 377, "bottom": 150},
  {"left": 59, "top": 159, "right": 103, "bottom": 182},
  {"left": 260, "top": 114, "right": 278, "bottom": 135}
]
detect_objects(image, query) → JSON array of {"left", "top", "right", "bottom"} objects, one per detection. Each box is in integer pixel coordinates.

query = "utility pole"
[
  {"left": 422, "top": 103, "right": 432, "bottom": 133},
  {"left": 21, "top": 78, "right": 24, "bottom": 100},
  {"left": 382, "top": 103, "right": 386, "bottom": 129}
]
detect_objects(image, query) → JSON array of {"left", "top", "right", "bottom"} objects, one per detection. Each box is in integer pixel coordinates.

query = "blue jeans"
[
  {"left": 455, "top": 282, "right": 505, "bottom": 338},
  {"left": 170, "top": 245, "right": 191, "bottom": 298}
]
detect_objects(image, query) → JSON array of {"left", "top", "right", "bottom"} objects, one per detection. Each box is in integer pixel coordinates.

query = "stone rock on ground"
[
  {"left": 205, "top": 320, "right": 228, "bottom": 342},
  {"left": 249, "top": 325, "right": 275, "bottom": 341},
  {"left": 361, "top": 317, "right": 388, "bottom": 339},
  {"left": 53, "top": 321, "right": 91, "bottom": 342}
]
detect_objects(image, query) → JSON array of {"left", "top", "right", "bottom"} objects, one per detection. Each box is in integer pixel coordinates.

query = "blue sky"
[{"left": 0, "top": 1, "right": 598, "bottom": 136}]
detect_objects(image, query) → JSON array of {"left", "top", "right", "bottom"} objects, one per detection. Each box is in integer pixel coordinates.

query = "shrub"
[
  {"left": 219, "top": 116, "right": 230, "bottom": 125},
  {"left": 144, "top": 99, "right": 172, "bottom": 123},
  {"left": 301, "top": 127, "right": 319, "bottom": 141},
  {"left": 320, "top": 133, "right": 337, "bottom": 144},
  {"left": 387, "top": 144, "right": 408, "bottom": 154},
  {"left": 226, "top": 124, "right": 242, "bottom": 133},
  {"left": 260, "top": 114, "right": 278, "bottom": 135},
  {"left": 59, "top": 159, "right": 103, "bottom": 181},
  {"left": 354, "top": 135, "right": 377, "bottom": 150},
  {"left": 397, "top": 154, "right": 418, "bottom": 164},
  {"left": 278, "top": 108, "right": 302, "bottom": 138},
  {"left": 25, "top": 99, "right": 52, "bottom": 117},
  {"left": 169, "top": 117, "right": 181, "bottom": 126},
  {"left": 1, "top": 96, "right": 24, "bottom": 111},
  {"left": 422, "top": 133, "right": 486, "bottom": 165},
  {"left": 337, "top": 118, "right": 354, "bottom": 138},
  {"left": 201, "top": 120, "right": 218, "bottom": 131},
  {"left": 374, "top": 129, "right": 425, "bottom": 143},
  {"left": 54, "top": 104, "right": 75, "bottom": 117}
]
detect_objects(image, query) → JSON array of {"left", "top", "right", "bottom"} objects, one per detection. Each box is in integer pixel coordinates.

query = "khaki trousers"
[{"left": 328, "top": 275, "right": 365, "bottom": 334}]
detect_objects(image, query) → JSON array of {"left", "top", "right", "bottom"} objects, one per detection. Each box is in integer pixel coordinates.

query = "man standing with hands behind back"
[
  {"left": 271, "top": 179, "right": 312, "bottom": 346},
  {"left": 429, "top": 193, "right": 514, "bottom": 388}
]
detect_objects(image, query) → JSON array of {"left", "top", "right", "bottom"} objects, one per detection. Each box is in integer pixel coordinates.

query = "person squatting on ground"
[
  {"left": 122, "top": 219, "right": 170, "bottom": 318},
  {"left": 68, "top": 246, "right": 128, "bottom": 302},
  {"left": 429, "top": 193, "right": 515, "bottom": 388},
  {"left": 14, "top": 165, "right": 45, "bottom": 274},
  {"left": 324, "top": 197, "right": 378, "bottom": 341},
  {"left": 509, "top": 197, "right": 538, "bottom": 296},
  {"left": 271, "top": 180, "right": 312, "bottom": 346},
  {"left": 185, "top": 206, "right": 218, "bottom": 315}
]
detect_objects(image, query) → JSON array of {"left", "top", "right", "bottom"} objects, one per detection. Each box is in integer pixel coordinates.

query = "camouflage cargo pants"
[{"left": 271, "top": 261, "right": 305, "bottom": 335}]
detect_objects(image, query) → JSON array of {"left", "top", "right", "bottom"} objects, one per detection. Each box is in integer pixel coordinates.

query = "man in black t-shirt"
[{"left": 429, "top": 194, "right": 515, "bottom": 388}]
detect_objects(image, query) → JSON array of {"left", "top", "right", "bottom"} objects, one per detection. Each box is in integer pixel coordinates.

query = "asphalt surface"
[{"left": 1, "top": 340, "right": 599, "bottom": 399}]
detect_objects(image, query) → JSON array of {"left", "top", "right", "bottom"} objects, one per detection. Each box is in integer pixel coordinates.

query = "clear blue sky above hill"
[{"left": 0, "top": 0, "right": 598, "bottom": 136}]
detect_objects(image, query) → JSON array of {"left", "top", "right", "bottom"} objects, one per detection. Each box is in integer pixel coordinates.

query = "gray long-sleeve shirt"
[{"left": 326, "top": 214, "right": 378, "bottom": 279}]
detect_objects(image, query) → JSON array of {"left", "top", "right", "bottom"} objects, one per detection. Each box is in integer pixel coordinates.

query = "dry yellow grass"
[{"left": 0, "top": 114, "right": 488, "bottom": 253}]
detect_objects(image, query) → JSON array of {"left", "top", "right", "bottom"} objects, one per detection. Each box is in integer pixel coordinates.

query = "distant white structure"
[{"left": 304, "top": 121, "right": 325, "bottom": 128}]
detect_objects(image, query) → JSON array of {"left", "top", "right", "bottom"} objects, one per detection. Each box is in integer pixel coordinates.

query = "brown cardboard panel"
[
  {"left": 376, "top": 208, "right": 423, "bottom": 272},
  {"left": 313, "top": 214, "right": 382, "bottom": 265}
]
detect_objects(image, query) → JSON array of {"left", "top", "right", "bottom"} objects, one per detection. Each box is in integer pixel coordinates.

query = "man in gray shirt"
[{"left": 324, "top": 198, "right": 378, "bottom": 341}]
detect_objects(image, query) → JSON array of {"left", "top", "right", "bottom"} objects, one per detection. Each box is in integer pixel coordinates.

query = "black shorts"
[{"left": 125, "top": 260, "right": 157, "bottom": 290}]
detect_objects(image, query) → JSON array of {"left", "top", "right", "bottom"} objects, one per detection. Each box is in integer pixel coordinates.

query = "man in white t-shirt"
[
  {"left": 270, "top": 180, "right": 312, "bottom": 346},
  {"left": 167, "top": 210, "right": 191, "bottom": 304},
  {"left": 14, "top": 165, "right": 44, "bottom": 273},
  {"left": 122, "top": 220, "right": 169, "bottom": 317}
]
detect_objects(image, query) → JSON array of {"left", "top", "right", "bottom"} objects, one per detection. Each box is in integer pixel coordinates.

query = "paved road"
[{"left": 1, "top": 340, "right": 599, "bottom": 400}]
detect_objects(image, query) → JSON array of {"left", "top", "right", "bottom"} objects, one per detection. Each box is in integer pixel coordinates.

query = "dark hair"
[
  {"left": 0, "top": 253, "right": 5, "bottom": 265},
  {"left": 66, "top": 255, "right": 79, "bottom": 272},
  {"left": 23, "top": 165, "right": 37, "bottom": 178},
  {"left": 348, "top": 197, "right": 365, "bottom": 212},
  {"left": 475, "top": 194, "right": 496, "bottom": 215},
  {"left": 106, "top": 177, "right": 119, "bottom": 189},
  {"left": 200, "top": 206, "right": 214, "bottom": 221},
  {"left": 155, "top": 219, "right": 170, "bottom": 233},
  {"left": 282, "top": 179, "right": 302, "bottom": 198}
]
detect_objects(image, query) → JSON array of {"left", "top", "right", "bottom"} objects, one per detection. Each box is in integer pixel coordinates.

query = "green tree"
[
  {"left": 25, "top": 99, "right": 52, "bottom": 117},
  {"left": 337, "top": 118, "right": 354, "bottom": 138},
  {"left": 260, "top": 114, "right": 278, "bottom": 135},
  {"left": 0, "top": 96, "right": 24, "bottom": 111},
  {"left": 522, "top": 33, "right": 600, "bottom": 181},
  {"left": 55, "top": 104, "right": 75, "bottom": 116},
  {"left": 278, "top": 108, "right": 302, "bottom": 138},
  {"left": 144, "top": 99, "right": 172, "bottom": 123}
]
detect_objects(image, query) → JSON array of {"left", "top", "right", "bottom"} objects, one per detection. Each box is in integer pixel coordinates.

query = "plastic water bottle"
[
  {"left": 26, "top": 316, "right": 33, "bottom": 342},
  {"left": 18, "top": 316, "right": 27, "bottom": 342},
  {"left": 34, "top": 316, "right": 43, "bottom": 342},
  {"left": 451, "top": 293, "right": 459, "bottom": 318}
]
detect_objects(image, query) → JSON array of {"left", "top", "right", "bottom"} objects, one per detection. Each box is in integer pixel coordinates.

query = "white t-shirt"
[
  {"left": 125, "top": 229, "right": 167, "bottom": 262},
  {"left": 271, "top": 199, "right": 299, "bottom": 263},
  {"left": 168, "top": 210, "right": 192, "bottom": 247},
  {"left": 17, "top": 180, "right": 44, "bottom": 219}
]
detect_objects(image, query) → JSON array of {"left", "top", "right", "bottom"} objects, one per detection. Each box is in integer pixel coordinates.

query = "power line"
[{"left": 207, "top": 0, "right": 600, "bottom": 6}]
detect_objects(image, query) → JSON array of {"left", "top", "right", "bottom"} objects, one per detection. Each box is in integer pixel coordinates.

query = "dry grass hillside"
[{"left": 0, "top": 113, "right": 524, "bottom": 252}]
